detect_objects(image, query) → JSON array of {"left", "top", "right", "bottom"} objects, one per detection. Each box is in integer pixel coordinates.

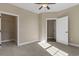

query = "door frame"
[
  {"left": 0, "top": 11, "right": 19, "bottom": 46},
  {"left": 46, "top": 18, "right": 57, "bottom": 42}
]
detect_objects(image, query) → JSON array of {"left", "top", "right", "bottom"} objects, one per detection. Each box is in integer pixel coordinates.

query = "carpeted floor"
[
  {"left": 0, "top": 41, "right": 79, "bottom": 56},
  {"left": 0, "top": 41, "right": 51, "bottom": 56},
  {"left": 48, "top": 42, "right": 79, "bottom": 56}
]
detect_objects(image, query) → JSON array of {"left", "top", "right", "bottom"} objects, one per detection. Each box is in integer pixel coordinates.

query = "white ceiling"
[{"left": 11, "top": 3, "right": 78, "bottom": 14}]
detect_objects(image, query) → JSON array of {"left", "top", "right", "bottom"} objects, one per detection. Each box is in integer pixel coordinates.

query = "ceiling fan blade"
[
  {"left": 48, "top": 3, "right": 56, "bottom": 4},
  {"left": 35, "top": 3, "right": 56, "bottom": 4},
  {"left": 47, "top": 6, "right": 50, "bottom": 10},
  {"left": 39, "top": 6, "right": 43, "bottom": 10}
]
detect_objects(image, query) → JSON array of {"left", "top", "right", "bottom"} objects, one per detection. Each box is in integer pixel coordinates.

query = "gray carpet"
[
  {"left": 47, "top": 38, "right": 56, "bottom": 42},
  {"left": 0, "top": 41, "right": 79, "bottom": 56},
  {"left": 48, "top": 42, "right": 79, "bottom": 56},
  {"left": 0, "top": 41, "right": 51, "bottom": 56}
]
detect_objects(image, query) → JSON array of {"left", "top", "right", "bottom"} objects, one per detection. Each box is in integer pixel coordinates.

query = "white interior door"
[
  {"left": 56, "top": 16, "right": 68, "bottom": 45},
  {"left": 0, "top": 14, "right": 1, "bottom": 44}
]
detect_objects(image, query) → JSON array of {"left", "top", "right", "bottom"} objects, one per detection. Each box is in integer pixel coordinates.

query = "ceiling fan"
[{"left": 35, "top": 3, "right": 56, "bottom": 10}]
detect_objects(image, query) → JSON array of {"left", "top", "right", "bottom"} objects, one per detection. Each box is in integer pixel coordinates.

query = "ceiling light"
[{"left": 42, "top": 4, "right": 48, "bottom": 7}]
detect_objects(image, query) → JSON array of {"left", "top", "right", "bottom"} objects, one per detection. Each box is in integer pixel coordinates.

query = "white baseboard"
[
  {"left": 18, "top": 40, "right": 39, "bottom": 46},
  {"left": 48, "top": 37, "right": 55, "bottom": 38},
  {"left": 69, "top": 43, "right": 79, "bottom": 47},
  {"left": 1, "top": 40, "right": 12, "bottom": 42}
]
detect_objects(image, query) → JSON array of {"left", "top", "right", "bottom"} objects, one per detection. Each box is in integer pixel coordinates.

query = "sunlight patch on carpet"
[
  {"left": 38, "top": 41, "right": 68, "bottom": 56},
  {"left": 38, "top": 41, "right": 51, "bottom": 49},
  {"left": 47, "top": 46, "right": 68, "bottom": 56},
  {"left": 46, "top": 46, "right": 58, "bottom": 55}
]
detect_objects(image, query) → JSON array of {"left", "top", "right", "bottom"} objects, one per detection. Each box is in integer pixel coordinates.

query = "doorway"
[
  {"left": 0, "top": 12, "right": 19, "bottom": 47},
  {"left": 46, "top": 16, "right": 68, "bottom": 45},
  {"left": 47, "top": 20, "right": 56, "bottom": 42}
]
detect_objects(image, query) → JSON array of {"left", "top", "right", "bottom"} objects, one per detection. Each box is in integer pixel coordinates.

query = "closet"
[
  {"left": 0, "top": 13, "right": 17, "bottom": 47},
  {"left": 47, "top": 20, "right": 56, "bottom": 42}
]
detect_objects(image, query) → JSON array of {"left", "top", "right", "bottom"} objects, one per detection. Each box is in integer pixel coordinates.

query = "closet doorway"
[
  {"left": 0, "top": 12, "right": 19, "bottom": 47},
  {"left": 47, "top": 20, "right": 56, "bottom": 42}
]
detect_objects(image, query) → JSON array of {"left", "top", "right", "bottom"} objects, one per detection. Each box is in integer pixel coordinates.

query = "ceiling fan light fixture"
[
  {"left": 42, "top": 4, "right": 48, "bottom": 7},
  {"left": 35, "top": 3, "right": 56, "bottom": 10}
]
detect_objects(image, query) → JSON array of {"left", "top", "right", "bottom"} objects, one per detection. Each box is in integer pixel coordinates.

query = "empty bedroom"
[{"left": 0, "top": 3, "right": 79, "bottom": 56}]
